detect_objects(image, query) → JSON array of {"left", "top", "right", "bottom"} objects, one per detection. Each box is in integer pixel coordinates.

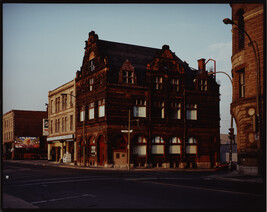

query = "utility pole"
[{"left": 127, "top": 109, "right": 131, "bottom": 170}]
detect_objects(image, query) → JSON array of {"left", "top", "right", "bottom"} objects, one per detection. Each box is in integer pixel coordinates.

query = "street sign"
[{"left": 121, "top": 130, "right": 133, "bottom": 133}]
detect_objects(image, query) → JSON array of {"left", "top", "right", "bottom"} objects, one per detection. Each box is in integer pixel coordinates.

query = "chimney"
[{"left": 198, "top": 58, "right": 206, "bottom": 71}]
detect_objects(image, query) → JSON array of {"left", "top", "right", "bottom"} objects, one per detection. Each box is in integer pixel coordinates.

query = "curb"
[{"left": 4, "top": 160, "right": 217, "bottom": 172}]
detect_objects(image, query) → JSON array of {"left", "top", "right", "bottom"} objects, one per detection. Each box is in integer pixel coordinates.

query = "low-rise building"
[
  {"left": 2, "top": 110, "right": 47, "bottom": 160},
  {"left": 74, "top": 31, "right": 221, "bottom": 168},
  {"left": 47, "top": 79, "right": 76, "bottom": 164}
]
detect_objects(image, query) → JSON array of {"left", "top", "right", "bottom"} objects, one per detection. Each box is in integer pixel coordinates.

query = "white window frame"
[
  {"left": 154, "top": 76, "right": 163, "bottom": 90},
  {"left": 89, "top": 102, "right": 95, "bottom": 120},
  {"left": 186, "top": 104, "right": 197, "bottom": 120},
  {"left": 89, "top": 78, "right": 94, "bottom": 91},
  {"left": 171, "top": 102, "right": 181, "bottom": 119},
  {"left": 98, "top": 99, "right": 105, "bottom": 118},
  {"left": 80, "top": 110, "right": 85, "bottom": 122},
  {"left": 133, "top": 99, "right": 146, "bottom": 118},
  {"left": 200, "top": 79, "right": 207, "bottom": 91},
  {"left": 171, "top": 78, "right": 179, "bottom": 91},
  {"left": 123, "top": 71, "right": 134, "bottom": 84}
]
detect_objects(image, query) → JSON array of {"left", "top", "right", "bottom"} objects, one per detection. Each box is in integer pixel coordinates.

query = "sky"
[{"left": 3, "top": 3, "right": 234, "bottom": 134}]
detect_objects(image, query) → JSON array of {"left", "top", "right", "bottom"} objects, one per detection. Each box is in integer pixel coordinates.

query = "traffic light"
[{"left": 228, "top": 128, "right": 234, "bottom": 140}]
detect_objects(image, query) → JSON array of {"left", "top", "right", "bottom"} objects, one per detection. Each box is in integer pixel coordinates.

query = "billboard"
[{"left": 15, "top": 137, "right": 40, "bottom": 148}]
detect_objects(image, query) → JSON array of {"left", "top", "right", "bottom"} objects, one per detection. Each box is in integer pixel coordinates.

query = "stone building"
[
  {"left": 47, "top": 79, "right": 76, "bottom": 164},
  {"left": 74, "top": 31, "right": 220, "bottom": 168},
  {"left": 229, "top": 4, "right": 265, "bottom": 176},
  {"left": 2, "top": 110, "right": 47, "bottom": 160},
  {"left": 220, "top": 134, "right": 237, "bottom": 164}
]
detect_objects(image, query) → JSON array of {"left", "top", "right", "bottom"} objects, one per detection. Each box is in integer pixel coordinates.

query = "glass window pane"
[
  {"left": 169, "top": 145, "right": 181, "bottom": 154},
  {"left": 151, "top": 145, "right": 164, "bottom": 154}
]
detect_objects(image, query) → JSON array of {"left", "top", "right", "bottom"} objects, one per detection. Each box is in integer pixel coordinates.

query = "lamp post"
[
  {"left": 223, "top": 17, "right": 261, "bottom": 175},
  {"left": 208, "top": 71, "right": 234, "bottom": 171},
  {"left": 61, "top": 93, "right": 86, "bottom": 167}
]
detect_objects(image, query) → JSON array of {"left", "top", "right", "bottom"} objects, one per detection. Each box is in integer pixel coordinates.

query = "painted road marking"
[
  {"left": 3, "top": 177, "right": 121, "bottom": 189},
  {"left": 133, "top": 180, "right": 263, "bottom": 197},
  {"left": 31, "top": 193, "right": 96, "bottom": 205}
]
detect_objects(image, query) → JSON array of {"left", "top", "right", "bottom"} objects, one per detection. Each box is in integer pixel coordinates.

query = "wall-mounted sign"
[
  {"left": 43, "top": 119, "right": 49, "bottom": 136},
  {"left": 15, "top": 137, "right": 40, "bottom": 149},
  {"left": 47, "top": 134, "right": 74, "bottom": 142}
]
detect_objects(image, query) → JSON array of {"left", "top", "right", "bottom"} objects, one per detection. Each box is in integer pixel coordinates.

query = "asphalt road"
[{"left": 2, "top": 161, "right": 265, "bottom": 210}]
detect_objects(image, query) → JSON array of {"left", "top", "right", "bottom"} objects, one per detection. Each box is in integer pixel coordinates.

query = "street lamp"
[
  {"left": 61, "top": 93, "right": 86, "bottom": 167},
  {"left": 208, "top": 70, "right": 234, "bottom": 171},
  {"left": 223, "top": 17, "right": 261, "bottom": 174}
]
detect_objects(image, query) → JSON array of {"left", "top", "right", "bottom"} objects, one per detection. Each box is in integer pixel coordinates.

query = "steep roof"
[{"left": 97, "top": 39, "right": 161, "bottom": 71}]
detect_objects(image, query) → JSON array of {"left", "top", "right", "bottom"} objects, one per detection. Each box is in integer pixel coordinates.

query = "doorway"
[{"left": 97, "top": 136, "right": 105, "bottom": 165}]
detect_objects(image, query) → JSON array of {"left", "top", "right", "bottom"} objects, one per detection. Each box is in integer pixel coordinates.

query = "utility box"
[{"left": 113, "top": 150, "right": 127, "bottom": 167}]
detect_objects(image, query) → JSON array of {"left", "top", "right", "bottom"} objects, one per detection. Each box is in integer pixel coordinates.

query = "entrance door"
[{"left": 98, "top": 136, "right": 105, "bottom": 165}]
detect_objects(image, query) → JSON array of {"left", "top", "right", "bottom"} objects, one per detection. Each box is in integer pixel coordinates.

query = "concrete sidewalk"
[
  {"left": 2, "top": 193, "right": 38, "bottom": 209},
  {"left": 4, "top": 159, "right": 217, "bottom": 172}
]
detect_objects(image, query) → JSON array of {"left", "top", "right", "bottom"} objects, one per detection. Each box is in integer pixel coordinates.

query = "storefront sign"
[
  {"left": 43, "top": 119, "right": 49, "bottom": 136},
  {"left": 15, "top": 137, "right": 40, "bottom": 149},
  {"left": 47, "top": 134, "right": 74, "bottom": 142}
]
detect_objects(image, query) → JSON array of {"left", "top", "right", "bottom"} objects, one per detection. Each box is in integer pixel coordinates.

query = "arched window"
[
  {"left": 186, "top": 137, "right": 197, "bottom": 154},
  {"left": 152, "top": 136, "right": 164, "bottom": 154},
  {"left": 169, "top": 137, "right": 182, "bottom": 154},
  {"left": 187, "top": 137, "right": 197, "bottom": 144},
  {"left": 133, "top": 136, "right": 147, "bottom": 156},
  {"left": 170, "top": 137, "right": 182, "bottom": 144},
  {"left": 89, "top": 52, "right": 95, "bottom": 72}
]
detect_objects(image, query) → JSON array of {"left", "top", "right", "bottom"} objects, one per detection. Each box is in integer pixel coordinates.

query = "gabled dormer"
[
  {"left": 146, "top": 45, "right": 183, "bottom": 74},
  {"left": 118, "top": 59, "right": 136, "bottom": 84}
]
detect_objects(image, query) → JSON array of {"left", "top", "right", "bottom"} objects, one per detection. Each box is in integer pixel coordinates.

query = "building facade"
[
  {"left": 47, "top": 79, "right": 76, "bottom": 164},
  {"left": 2, "top": 110, "right": 47, "bottom": 160},
  {"left": 220, "top": 134, "right": 237, "bottom": 164},
  {"left": 230, "top": 4, "right": 265, "bottom": 176},
  {"left": 75, "top": 31, "right": 220, "bottom": 168}
]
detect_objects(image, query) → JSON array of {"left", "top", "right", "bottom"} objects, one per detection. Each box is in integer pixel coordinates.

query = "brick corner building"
[
  {"left": 229, "top": 3, "right": 265, "bottom": 176},
  {"left": 75, "top": 31, "right": 220, "bottom": 168}
]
